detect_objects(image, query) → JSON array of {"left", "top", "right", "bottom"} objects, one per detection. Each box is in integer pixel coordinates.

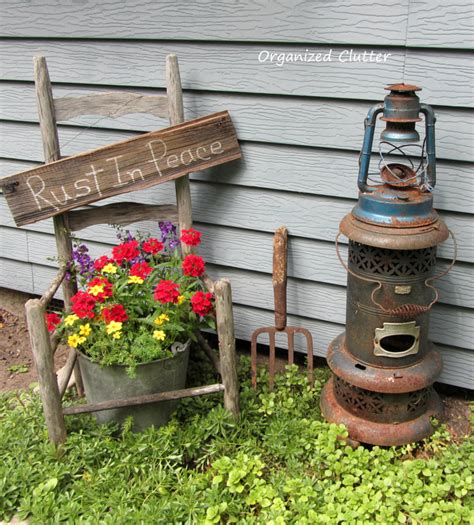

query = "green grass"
[{"left": 0, "top": 357, "right": 472, "bottom": 524}]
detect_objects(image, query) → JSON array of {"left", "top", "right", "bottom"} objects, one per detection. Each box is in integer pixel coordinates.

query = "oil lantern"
[{"left": 320, "top": 84, "right": 456, "bottom": 446}]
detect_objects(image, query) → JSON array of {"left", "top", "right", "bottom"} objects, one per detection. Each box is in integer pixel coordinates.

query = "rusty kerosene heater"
[{"left": 321, "top": 84, "right": 456, "bottom": 446}]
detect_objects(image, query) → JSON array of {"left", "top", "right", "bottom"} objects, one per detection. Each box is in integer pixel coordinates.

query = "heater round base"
[
  {"left": 320, "top": 377, "right": 443, "bottom": 446},
  {"left": 327, "top": 333, "right": 442, "bottom": 394}
]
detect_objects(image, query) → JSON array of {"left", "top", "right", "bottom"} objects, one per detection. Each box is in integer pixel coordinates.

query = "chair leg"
[
  {"left": 214, "top": 279, "right": 240, "bottom": 419},
  {"left": 25, "top": 299, "right": 67, "bottom": 445}
]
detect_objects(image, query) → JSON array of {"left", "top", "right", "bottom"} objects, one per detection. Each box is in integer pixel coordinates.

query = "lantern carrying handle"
[{"left": 335, "top": 229, "right": 457, "bottom": 318}]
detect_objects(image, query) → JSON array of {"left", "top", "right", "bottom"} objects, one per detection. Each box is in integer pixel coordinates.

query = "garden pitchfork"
[{"left": 251, "top": 227, "right": 314, "bottom": 389}]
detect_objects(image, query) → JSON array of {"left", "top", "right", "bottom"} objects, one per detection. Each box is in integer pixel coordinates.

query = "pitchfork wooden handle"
[{"left": 273, "top": 226, "right": 288, "bottom": 330}]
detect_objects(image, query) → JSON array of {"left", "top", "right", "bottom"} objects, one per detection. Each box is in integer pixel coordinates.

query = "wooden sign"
[{"left": 0, "top": 111, "right": 241, "bottom": 227}]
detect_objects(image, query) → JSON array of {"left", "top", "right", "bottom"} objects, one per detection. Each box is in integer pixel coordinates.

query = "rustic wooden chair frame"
[{"left": 25, "top": 55, "right": 240, "bottom": 446}]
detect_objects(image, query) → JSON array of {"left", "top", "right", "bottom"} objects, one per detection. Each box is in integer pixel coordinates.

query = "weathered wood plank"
[
  {"left": 2, "top": 141, "right": 472, "bottom": 215},
  {"left": 406, "top": 0, "right": 474, "bottom": 49},
  {"left": 62, "top": 383, "right": 225, "bottom": 415},
  {"left": 25, "top": 298, "right": 67, "bottom": 444},
  {"left": 54, "top": 92, "right": 169, "bottom": 121},
  {"left": 0, "top": 41, "right": 472, "bottom": 106},
  {"left": 0, "top": 1, "right": 410, "bottom": 45},
  {"left": 215, "top": 279, "right": 240, "bottom": 418},
  {"left": 67, "top": 202, "right": 178, "bottom": 231},
  {"left": 0, "top": 111, "right": 241, "bottom": 226}
]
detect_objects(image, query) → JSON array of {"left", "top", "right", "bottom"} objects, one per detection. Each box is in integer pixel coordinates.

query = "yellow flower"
[
  {"left": 79, "top": 323, "right": 91, "bottom": 337},
  {"left": 68, "top": 334, "right": 83, "bottom": 348},
  {"left": 154, "top": 314, "right": 170, "bottom": 326},
  {"left": 112, "top": 331, "right": 122, "bottom": 340},
  {"left": 64, "top": 314, "right": 79, "bottom": 326},
  {"left": 153, "top": 330, "right": 166, "bottom": 341},
  {"left": 128, "top": 275, "right": 144, "bottom": 284},
  {"left": 177, "top": 295, "right": 186, "bottom": 305},
  {"left": 106, "top": 321, "right": 123, "bottom": 335},
  {"left": 101, "top": 263, "right": 117, "bottom": 274},
  {"left": 89, "top": 284, "right": 105, "bottom": 297}
]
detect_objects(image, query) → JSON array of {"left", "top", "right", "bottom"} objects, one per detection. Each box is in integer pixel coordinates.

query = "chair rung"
[
  {"left": 67, "top": 202, "right": 178, "bottom": 231},
  {"left": 62, "top": 383, "right": 225, "bottom": 415}
]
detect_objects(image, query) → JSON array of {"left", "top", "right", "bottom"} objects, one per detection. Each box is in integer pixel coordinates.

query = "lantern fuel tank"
[{"left": 320, "top": 84, "right": 455, "bottom": 446}]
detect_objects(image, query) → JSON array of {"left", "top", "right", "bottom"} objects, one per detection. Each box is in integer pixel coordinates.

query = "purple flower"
[
  {"left": 71, "top": 243, "right": 94, "bottom": 277},
  {"left": 159, "top": 221, "right": 180, "bottom": 252}
]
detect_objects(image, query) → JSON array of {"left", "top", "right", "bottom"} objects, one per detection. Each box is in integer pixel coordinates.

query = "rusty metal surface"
[
  {"left": 344, "top": 240, "right": 437, "bottom": 367},
  {"left": 333, "top": 375, "right": 431, "bottom": 423},
  {"left": 251, "top": 326, "right": 314, "bottom": 389},
  {"left": 251, "top": 227, "right": 314, "bottom": 390},
  {"left": 340, "top": 213, "right": 449, "bottom": 250},
  {"left": 326, "top": 333, "right": 442, "bottom": 394},
  {"left": 320, "top": 377, "right": 443, "bottom": 446}
]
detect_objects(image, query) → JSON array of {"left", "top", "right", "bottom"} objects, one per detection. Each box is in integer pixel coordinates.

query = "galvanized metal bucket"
[{"left": 77, "top": 340, "right": 190, "bottom": 432}]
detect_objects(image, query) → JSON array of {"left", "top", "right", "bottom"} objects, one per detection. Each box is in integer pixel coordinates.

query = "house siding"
[{"left": 0, "top": 0, "right": 472, "bottom": 387}]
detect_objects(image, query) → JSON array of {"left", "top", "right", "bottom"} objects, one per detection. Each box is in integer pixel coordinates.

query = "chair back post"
[
  {"left": 34, "top": 56, "right": 85, "bottom": 398},
  {"left": 166, "top": 54, "right": 192, "bottom": 256}
]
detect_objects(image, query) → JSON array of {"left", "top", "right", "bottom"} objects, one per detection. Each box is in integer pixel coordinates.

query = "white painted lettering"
[
  {"left": 147, "top": 139, "right": 167, "bottom": 177},
  {"left": 26, "top": 175, "right": 59, "bottom": 211}
]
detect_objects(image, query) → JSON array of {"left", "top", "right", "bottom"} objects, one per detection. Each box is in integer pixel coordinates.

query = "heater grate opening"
[
  {"left": 333, "top": 376, "right": 431, "bottom": 422},
  {"left": 379, "top": 334, "right": 416, "bottom": 353},
  {"left": 348, "top": 242, "right": 436, "bottom": 277}
]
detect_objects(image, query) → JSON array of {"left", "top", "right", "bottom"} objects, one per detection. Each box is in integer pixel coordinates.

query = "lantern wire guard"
[{"left": 320, "top": 84, "right": 456, "bottom": 446}]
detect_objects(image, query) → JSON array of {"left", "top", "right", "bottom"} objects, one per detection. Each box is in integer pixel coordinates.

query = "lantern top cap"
[{"left": 385, "top": 83, "right": 422, "bottom": 92}]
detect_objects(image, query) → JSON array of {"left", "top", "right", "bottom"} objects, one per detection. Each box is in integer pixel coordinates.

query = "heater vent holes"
[
  {"left": 378, "top": 334, "right": 417, "bottom": 354},
  {"left": 333, "top": 377, "right": 431, "bottom": 421},
  {"left": 334, "top": 377, "right": 384, "bottom": 414},
  {"left": 407, "top": 388, "right": 431, "bottom": 413},
  {"left": 348, "top": 242, "right": 436, "bottom": 277},
  {"left": 355, "top": 363, "right": 366, "bottom": 370}
]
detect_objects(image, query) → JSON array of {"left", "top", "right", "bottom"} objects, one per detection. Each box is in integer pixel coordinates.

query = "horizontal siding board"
[
  {"left": 0, "top": 169, "right": 471, "bottom": 264},
  {"left": 0, "top": 41, "right": 473, "bottom": 107},
  {"left": 1, "top": 143, "right": 473, "bottom": 216},
  {"left": 0, "top": 90, "right": 472, "bottom": 162},
  {"left": 232, "top": 305, "right": 474, "bottom": 388},
  {"left": 2, "top": 258, "right": 471, "bottom": 388},
  {"left": 406, "top": 0, "right": 474, "bottom": 49},
  {"left": 2, "top": 226, "right": 472, "bottom": 350},
  {"left": 0, "top": 166, "right": 471, "bottom": 264},
  {"left": 3, "top": 220, "right": 472, "bottom": 310},
  {"left": 0, "top": 1, "right": 411, "bottom": 46}
]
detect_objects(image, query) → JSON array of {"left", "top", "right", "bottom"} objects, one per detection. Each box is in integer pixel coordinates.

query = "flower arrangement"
[{"left": 47, "top": 223, "right": 214, "bottom": 375}]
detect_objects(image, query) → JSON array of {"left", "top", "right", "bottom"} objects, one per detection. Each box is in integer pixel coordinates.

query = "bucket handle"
[{"left": 335, "top": 229, "right": 457, "bottom": 317}]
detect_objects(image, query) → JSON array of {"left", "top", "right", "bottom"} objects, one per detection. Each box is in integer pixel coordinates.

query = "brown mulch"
[{"left": 0, "top": 288, "right": 68, "bottom": 392}]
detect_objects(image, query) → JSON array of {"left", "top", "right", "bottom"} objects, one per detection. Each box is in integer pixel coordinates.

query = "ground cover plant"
[{"left": 0, "top": 357, "right": 472, "bottom": 524}]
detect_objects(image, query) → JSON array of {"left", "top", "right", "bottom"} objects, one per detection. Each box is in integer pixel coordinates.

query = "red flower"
[
  {"left": 130, "top": 262, "right": 152, "bottom": 279},
  {"left": 93, "top": 255, "right": 112, "bottom": 271},
  {"left": 153, "top": 280, "right": 180, "bottom": 304},
  {"left": 180, "top": 228, "right": 202, "bottom": 247},
  {"left": 191, "top": 291, "right": 214, "bottom": 316},
  {"left": 142, "top": 238, "right": 164, "bottom": 254},
  {"left": 112, "top": 240, "right": 140, "bottom": 265},
  {"left": 182, "top": 254, "right": 205, "bottom": 277},
  {"left": 102, "top": 304, "right": 128, "bottom": 324},
  {"left": 45, "top": 312, "right": 61, "bottom": 332},
  {"left": 71, "top": 291, "right": 97, "bottom": 319},
  {"left": 87, "top": 277, "right": 113, "bottom": 302}
]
